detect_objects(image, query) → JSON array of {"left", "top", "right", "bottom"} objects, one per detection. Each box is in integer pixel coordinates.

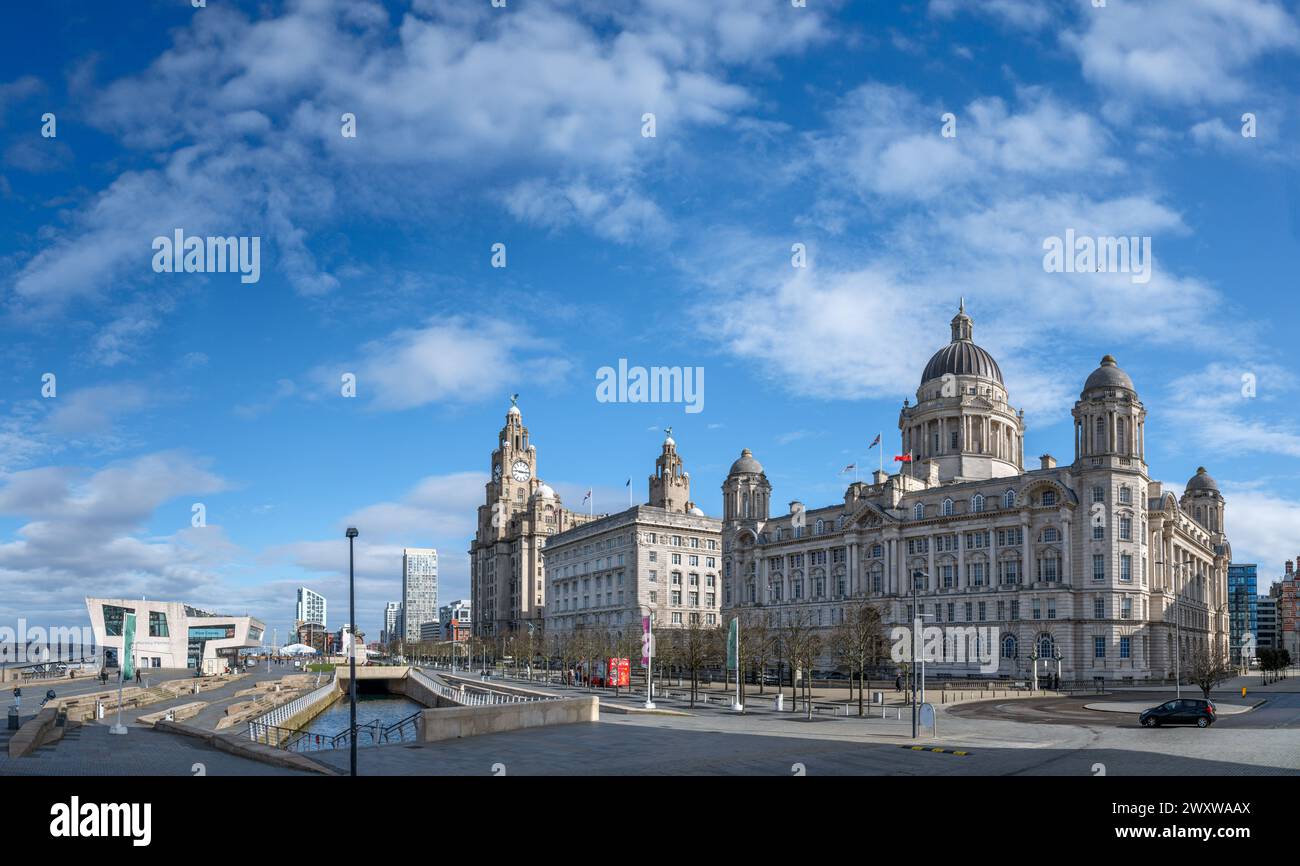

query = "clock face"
[
  {"left": 511, "top": 460, "right": 530, "bottom": 482},
  {"left": 492, "top": 464, "right": 501, "bottom": 481}
]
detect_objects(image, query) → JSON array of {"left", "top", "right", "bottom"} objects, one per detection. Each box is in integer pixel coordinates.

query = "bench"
[{"left": 810, "top": 703, "right": 847, "bottom": 716}]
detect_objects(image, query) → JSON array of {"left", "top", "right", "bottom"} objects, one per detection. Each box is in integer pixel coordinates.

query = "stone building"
[
  {"left": 720, "top": 303, "right": 1230, "bottom": 682},
  {"left": 545, "top": 432, "right": 722, "bottom": 637},
  {"left": 468, "top": 398, "right": 600, "bottom": 640}
]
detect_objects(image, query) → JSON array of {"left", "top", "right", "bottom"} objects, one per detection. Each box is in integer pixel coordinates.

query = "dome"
[
  {"left": 1185, "top": 466, "right": 1219, "bottom": 493},
  {"left": 1083, "top": 355, "right": 1134, "bottom": 392},
  {"left": 536, "top": 483, "right": 556, "bottom": 499},
  {"left": 689, "top": 506, "right": 705, "bottom": 517},
  {"left": 920, "top": 301, "right": 1004, "bottom": 386},
  {"left": 664, "top": 436, "right": 675, "bottom": 447},
  {"left": 729, "top": 448, "right": 763, "bottom": 475}
]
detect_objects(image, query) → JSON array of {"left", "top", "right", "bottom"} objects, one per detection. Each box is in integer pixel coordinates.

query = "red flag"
[{"left": 893, "top": 454, "right": 913, "bottom": 463}]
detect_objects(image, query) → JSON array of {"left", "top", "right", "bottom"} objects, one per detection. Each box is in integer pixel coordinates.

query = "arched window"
[
  {"left": 815, "top": 519, "right": 824, "bottom": 535},
  {"left": 1004, "top": 489, "right": 1016, "bottom": 509},
  {"left": 1037, "top": 633, "right": 1055, "bottom": 659},
  {"left": 1095, "top": 416, "right": 1106, "bottom": 449},
  {"left": 942, "top": 498, "right": 954, "bottom": 516},
  {"left": 914, "top": 503, "right": 925, "bottom": 520},
  {"left": 972, "top": 494, "right": 985, "bottom": 513},
  {"left": 1041, "top": 489, "right": 1057, "bottom": 507},
  {"left": 1001, "top": 634, "right": 1018, "bottom": 659},
  {"left": 1117, "top": 417, "right": 1128, "bottom": 454}
]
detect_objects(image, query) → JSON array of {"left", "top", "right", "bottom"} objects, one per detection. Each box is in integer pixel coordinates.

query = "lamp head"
[{"left": 345, "top": 527, "right": 358, "bottom": 539}]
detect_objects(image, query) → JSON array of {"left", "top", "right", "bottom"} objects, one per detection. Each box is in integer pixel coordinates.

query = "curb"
[{"left": 155, "top": 720, "right": 340, "bottom": 775}]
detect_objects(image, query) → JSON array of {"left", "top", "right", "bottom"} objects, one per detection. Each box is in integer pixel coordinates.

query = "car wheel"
[
  {"left": 1140, "top": 717, "right": 1152, "bottom": 727},
  {"left": 1197, "top": 717, "right": 1209, "bottom": 728},
  {"left": 1152, "top": 718, "right": 1160, "bottom": 727}
]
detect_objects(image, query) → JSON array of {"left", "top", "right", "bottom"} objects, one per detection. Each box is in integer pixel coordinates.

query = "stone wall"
[{"left": 419, "top": 696, "right": 598, "bottom": 742}]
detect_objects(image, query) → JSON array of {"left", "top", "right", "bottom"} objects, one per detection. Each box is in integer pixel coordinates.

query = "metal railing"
[
  {"left": 246, "top": 674, "right": 337, "bottom": 745},
  {"left": 248, "top": 709, "right": 423, "bottom": 752},
  {"left": 410, "top": 668, "right": 557, "bottom": 707}
]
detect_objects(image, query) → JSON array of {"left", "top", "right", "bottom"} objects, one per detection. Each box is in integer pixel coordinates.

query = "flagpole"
[{"left": 879, "top": 432, "right": 884, "bottom": 475}]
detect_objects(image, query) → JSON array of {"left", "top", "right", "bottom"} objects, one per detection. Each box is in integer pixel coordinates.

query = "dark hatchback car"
[{"left": 1139, "top": 698, "right": 1216, "bottom": 728}]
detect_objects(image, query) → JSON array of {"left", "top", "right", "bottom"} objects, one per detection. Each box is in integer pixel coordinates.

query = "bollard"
[
  {"left": 55, "top": 707, "right": 67, "bottom": 728},
  {"left": 774, "top": 693, "right": 784, "bottom": 712},
  {"left": 7, "top": 706, "right": 18, "bottom": 730}
]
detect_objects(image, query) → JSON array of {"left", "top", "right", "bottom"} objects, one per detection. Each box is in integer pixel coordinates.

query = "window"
[
  {"left": 649, "top": 550, "right": 657, "bottom": 563},
  {"left": 102, "top": 604, "right": 135, "bottom": 637},
  {"left": 1120, "top": 554, "right": 1132, "bottom": 583},
  {"left": 1121, "top": 597, "right": 1132, "bottom": 620},
  {"left": 148, "top": 611, "right": 169, "bottom": 638},
  {"left": 940, "top": 564, "right": 954, "bottom": 588},
  {"left": 671, "top": 591, "right": 682, "bottom": 605},
  {"left": 1094, "top": 636, "right": 1106, "bottom": 658},
  {"left": 1001, "top": 634, "right": 1018, "bottom": 659},
  {"left": 970, "top": 561, "right": 986, "bottom": 586},
  {"left": 1120, "top": 636, "right": 1131, "bottom": 659},
  {"left": 1093, "top": 523, "right": 1104, "bottom": 540},
  {"left": 950, "top": 431, "right": 959, "bottom": 449},
  {"left": 1094, "top": 597, "right": 1105, "bottom": 619},
  {"left": 871, "top": 544, "right": 882, "bottom": 558},
  {"left": 914, "top": 503, "right": 925, "bottom": 520},
  {"left": 1119, "top": 517, "right": 1132, "bottom": 541},
  {"left": 1003, "top": 489, "right": 1016, "bottom": 509},
  {"left": 671, "top": 553, "right": 681, "bottom": 565},
  {"left": 972, "top": 494, "right": 985, "bottom": 513},
  {"left": 1119, "top": 486, "right": 1132, "bottom": 505},
  {"left": 1041, "top": 490, "right": 1056, "bottom": 507},
  {"left": 1092, "top": 486, "right": 1105, "bottom": 503},
  {"left": 1047, "top": 598, "right": 1056, "bottom": 619},
  {"left": 1093, "top": 554, "right": 1105, "bottom": 582},
  {"left": 1032, "top": 600, "right": 1041, "bottom": 620},
  {"left": 1041, "top": 527, "right": 1059, "bottom": 543},
  {"left": 1038, "top": 556, "right": 1058, "bottom": 582},
  {"left": 942, "top": 498, "right": 954, "bottom": 516}
]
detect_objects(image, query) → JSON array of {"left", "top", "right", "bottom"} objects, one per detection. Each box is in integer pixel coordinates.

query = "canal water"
[{"left": 301, "top": 693, "right": 424, "bottom": 749}]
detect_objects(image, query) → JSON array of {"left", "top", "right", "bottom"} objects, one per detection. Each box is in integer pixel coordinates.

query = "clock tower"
[{"left": 469, "top": 397, "right": 597, "bottom": 641}]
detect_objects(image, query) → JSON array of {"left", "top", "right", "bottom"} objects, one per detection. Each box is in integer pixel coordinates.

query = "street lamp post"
[
  {"left": 345, "top": 526, "right": 359, "bottom": 777},
  {"left": 641, "top": 606, "right": 656, "bottom": 710},
  {"left": 910, "top": 570, "right": 928, "bottom": 739}
]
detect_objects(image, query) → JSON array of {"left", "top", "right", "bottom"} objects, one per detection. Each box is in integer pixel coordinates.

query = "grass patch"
[{"left": 305, "top": 663, "right": 336, "bottom": 672}]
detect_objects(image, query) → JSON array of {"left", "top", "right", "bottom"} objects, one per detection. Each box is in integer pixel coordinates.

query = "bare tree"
[
  {"left": 679, "top": 618, "right": 722, "bottom": 707},
  {"left": 738, "top": 610, "right": 777, "bottom": 696},
  {"left": 779, "top": 609, "right": 823, "bottom": 718},
  {"left": 1188, "top": 644, "right": 1234, "bottom": 699},
  {"left": 829, "top": 602, "right": 887, "bottom": 716}
]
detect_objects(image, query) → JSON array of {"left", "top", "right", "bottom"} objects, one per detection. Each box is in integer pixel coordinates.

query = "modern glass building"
[
  {"left": 402, "top": 548, "right": 439, "bottom": 642},
  {"left": 1227, "top": 564, "right": 1258, "bottom": 663},
  {"left": 87, "top": 597, "right": 265, "bottom": 674},
  {"left": 296, "top": 586, "right": 327, "bottom": 627}
]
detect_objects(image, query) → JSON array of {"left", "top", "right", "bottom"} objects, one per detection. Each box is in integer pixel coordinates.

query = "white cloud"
[
  {"left": 1165, "top": 363, "right": 1300, "bottom": 458},
  {"left": 1063, "top": 0, "right": 1300, "bottom": 107},
  {"left": 342, "top": 316, "right": 572, "bottom": 411},
  {"left": 0, "top": 452, "right": 234, "bottom": 622},
  {"left": 11, "top": 0, "right": 826, "bottom": 319},
  {"left": 929, "top": 0, "right": 1057, "bottom": 31},
  {"left": 1221, "top": 486, "right": 1300, "bottom": 583}
]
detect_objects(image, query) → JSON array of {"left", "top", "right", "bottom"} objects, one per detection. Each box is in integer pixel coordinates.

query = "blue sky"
[{"left": 2, "top": 0, "right": 1299, "bottom": 644}]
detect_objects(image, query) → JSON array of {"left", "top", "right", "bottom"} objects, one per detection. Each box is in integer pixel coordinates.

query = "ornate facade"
[
  {"left": 545, "top": 432, "right": 722, "bottom": 636},
  {"left": 721, "top": 304, "right": 1230, "bottom": 681},
  {"left": 468, "top": 400, "right": 598, "bottom": 639}
]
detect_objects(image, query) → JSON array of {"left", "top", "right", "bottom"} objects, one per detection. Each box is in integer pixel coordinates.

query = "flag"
[
  {"left": 893, "top": 454, "right": 913, "bottom": 463},
  {"left": 841, "top": 463, "right": 856, "bottom": 474},
  {"left": 121, "top": 612, "right": 137, "bottom": 681},
  {"left": 726, "top": 617, "right": 739, "bottom": 670},
  {"left": 625, "top": 479, "right": 630, "bottom": 487},
  {"left": 868, "top": 434, "right": 881, "bottom": 449},
  {"left": 641, "top": 616, "right": 652, "bottom": 666},
  {"left": 583, "top": 488, "right": 592, "bottom": 503}
]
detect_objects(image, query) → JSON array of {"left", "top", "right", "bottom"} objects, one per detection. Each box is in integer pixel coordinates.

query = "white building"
[
  {"left": 86, "top": 597, "right": 265, "bottom": 675},
  {"left": 721, "top": 303, "right": 1230, "bottom": 682},
  {"left": 382, "top": 601, "right": 401, "bottom": 645},
  {"left": 402, "top": 548, "right": 438, "bottom": 642},
  {"left": 546, "top": 433, "right": 723, "bottom": 636},
  {"left": 296, "top": 586, "right": 326, "bottom": 627}
]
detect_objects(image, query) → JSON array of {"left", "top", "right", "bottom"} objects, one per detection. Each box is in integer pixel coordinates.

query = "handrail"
[{"left": 246, "top": 674, "right": 337, "bottom": 746}]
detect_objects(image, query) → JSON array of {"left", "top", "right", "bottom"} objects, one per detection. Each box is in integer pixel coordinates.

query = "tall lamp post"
[
  {"left": 910, "top": 570, "right": 929, "bottom": 739},
  {"left": 346, "top": 526, "right": 359, "bottom": 777}
]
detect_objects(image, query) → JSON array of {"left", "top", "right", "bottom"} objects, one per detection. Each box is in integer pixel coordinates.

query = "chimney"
[
  {"left": 1039, "top": 454, "right": 1056, "bottom": 470},
  {"left": 873, "top": 470, "right": 887, "bottom": 485},
  {"left": 1288, "top": 560, "right": 1295, "bottom": 577}
]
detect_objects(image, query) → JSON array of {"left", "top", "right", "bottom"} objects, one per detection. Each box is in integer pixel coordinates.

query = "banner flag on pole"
[
  {"left": 726, "top": 617, "right": 739, "bottom": 670},
  {"left": 121, "top": 612, "right": 137, "bottom": 681}
]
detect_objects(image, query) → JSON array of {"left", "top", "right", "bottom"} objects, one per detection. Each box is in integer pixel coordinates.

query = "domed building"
[{"left": 721, "top": 303, "right": 1230, "bottom": 683}]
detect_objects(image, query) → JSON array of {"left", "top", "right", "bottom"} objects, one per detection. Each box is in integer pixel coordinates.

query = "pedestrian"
[
  {"left": 134, "top": 667, "right": 141, "bottom": 685},
  {"left": 895, "top": 674, "right": 903, "bottom": 692}
]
